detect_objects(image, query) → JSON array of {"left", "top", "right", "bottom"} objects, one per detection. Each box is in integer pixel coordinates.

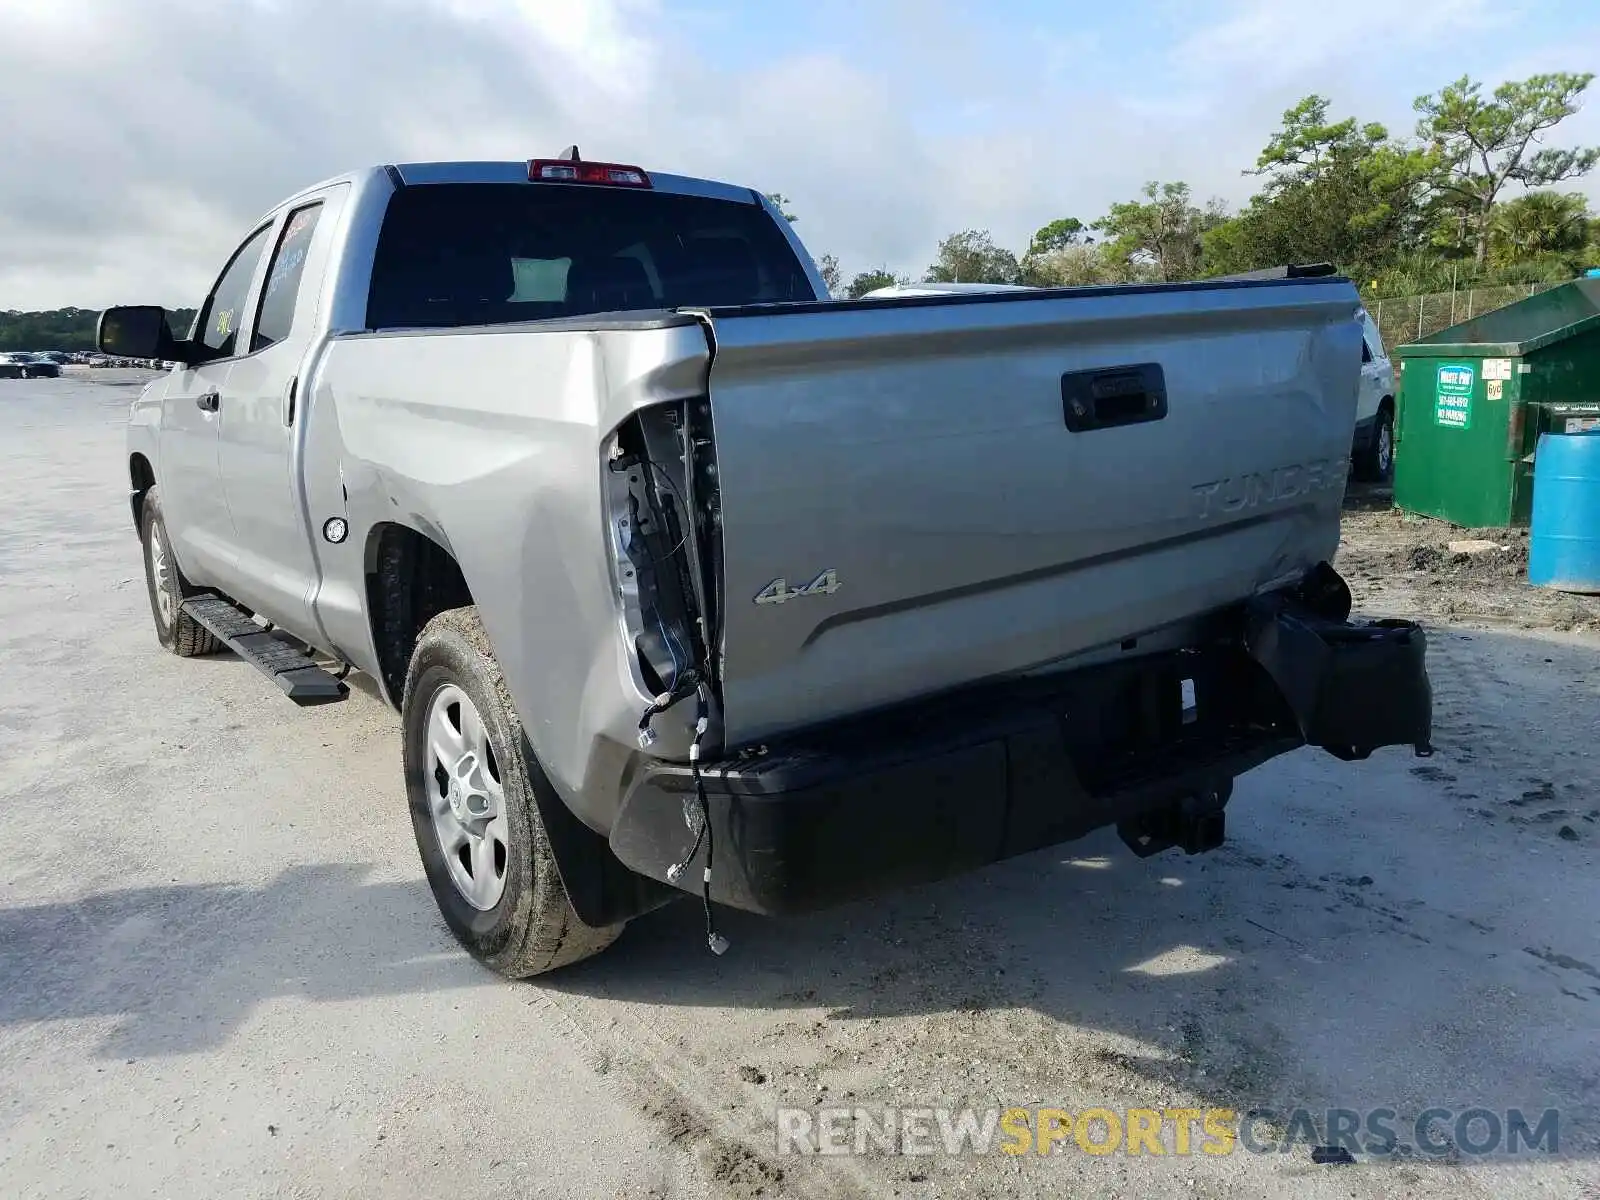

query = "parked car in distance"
[
  {"left": 0, "top": 352, "right": 60, "bottom": 378},
  {"left": 1351, "top": 309, "right": 1396, "bottom": 481}
]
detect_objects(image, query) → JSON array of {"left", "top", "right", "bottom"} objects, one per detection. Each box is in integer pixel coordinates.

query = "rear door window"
[{"left": 367, "top": 183, "right": 812, "bottom": 330}]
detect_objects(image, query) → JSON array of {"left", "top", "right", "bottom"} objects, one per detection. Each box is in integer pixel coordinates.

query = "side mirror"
[{"left": 97, "top": 305, "right": 187, "bottom": 364}]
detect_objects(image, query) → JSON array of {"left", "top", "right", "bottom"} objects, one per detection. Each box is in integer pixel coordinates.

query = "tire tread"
[
  {"left": 140, "top": 487, "right": 223, "bottom": 657},
  {"left": 1353, "top": 406, "right": 1394, "bottom": 483},
  {"left": 404, "top": 605, "right": 623, "bottom": 978}
]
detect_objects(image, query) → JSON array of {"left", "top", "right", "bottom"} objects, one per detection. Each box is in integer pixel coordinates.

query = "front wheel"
[
  {"left": 401, "top": 606, "right": 624, "bottom": 978},
  {"left": 139, "top": 486, "right": 222, "bottom": 657}
]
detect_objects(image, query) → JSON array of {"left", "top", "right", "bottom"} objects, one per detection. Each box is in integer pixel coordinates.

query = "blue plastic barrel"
[{"left": 1529, "top": 430, "right": 1600, "bottom": 594}]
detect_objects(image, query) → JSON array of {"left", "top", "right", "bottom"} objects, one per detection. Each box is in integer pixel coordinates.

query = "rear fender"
[{"left": 321, "top": 320, "right": 714, "bottom": 836}]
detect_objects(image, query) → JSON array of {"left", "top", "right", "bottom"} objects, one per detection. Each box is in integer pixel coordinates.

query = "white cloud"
[
  {"left": 0, "top": 0, "right": 1597, "bottom": 309},
  {"left": 1174, "top": 0, "right": 1510, "bottom": 81}
]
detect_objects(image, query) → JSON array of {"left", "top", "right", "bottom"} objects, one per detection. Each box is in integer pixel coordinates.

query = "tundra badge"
[
  {"left": 1189, "top": 456, "right": 1347, "bottom": 520},
  {"left": 755, "top": 569, "right": 841, "bottom": 606}
]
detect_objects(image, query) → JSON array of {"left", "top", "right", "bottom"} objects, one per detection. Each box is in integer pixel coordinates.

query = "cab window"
[
  {"left": 197, "top": 224, "right": 274, "bottom": 358},
  {"left": 366, "top": 183, "right": 813, "bottom": 330},
  {"left": 252, "top": 203, "right": 325, "bottom": 352}
]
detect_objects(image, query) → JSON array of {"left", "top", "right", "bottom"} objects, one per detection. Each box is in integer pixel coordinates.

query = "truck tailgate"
[{"left": 699, "top": 278, "right": 1364, "bottom": 746}]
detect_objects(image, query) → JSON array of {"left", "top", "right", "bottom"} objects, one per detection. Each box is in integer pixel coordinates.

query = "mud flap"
[{"left": 1245, "top": 563, "right": 1433, "bottom": 760}]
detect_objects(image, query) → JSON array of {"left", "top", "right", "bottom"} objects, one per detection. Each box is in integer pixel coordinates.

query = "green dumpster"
[{"left": 1394, "top": 277, "right": 1600, "bottom": 528}]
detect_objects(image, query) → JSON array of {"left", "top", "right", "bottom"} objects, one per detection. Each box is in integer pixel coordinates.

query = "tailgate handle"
[{"left": 1062, "top": 363, "right": 1167, "bottom": 433}]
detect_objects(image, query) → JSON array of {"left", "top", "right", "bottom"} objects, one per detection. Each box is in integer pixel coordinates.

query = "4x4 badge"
[{"left": 754, "top": 569, "right": 840, "bottom": 606}]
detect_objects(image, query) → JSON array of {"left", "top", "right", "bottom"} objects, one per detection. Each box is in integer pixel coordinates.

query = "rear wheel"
[
  {"left": 139, "top": 487, "right": 222, "bottom": 657},
  {"left": 1354, "top": 406, "right": 1394, "bottom": 482},
  {"left": 402, "top": 606, "right": 624, "bottom": 977}
]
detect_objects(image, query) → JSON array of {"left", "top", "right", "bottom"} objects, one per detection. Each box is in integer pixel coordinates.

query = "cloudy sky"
[{"left": 3, "top": 0, "right": 1599, "bottom": 310}]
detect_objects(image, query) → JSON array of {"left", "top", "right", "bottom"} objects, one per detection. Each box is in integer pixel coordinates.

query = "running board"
[{"left": 180, "top": 595, "right": 348, "bottom": 706}]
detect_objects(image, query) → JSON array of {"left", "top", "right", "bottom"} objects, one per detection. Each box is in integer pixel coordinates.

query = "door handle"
[
  {"left": 1061, "top": 363, "right": 1168, "bottom": 432},
  {"left": 196, "top": 391, "right": 220, "bottom": 413}
]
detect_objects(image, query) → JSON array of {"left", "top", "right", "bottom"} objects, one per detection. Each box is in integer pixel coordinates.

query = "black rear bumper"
[{"left": 607, "top": 565, "right": 1432, "bottom": 917}]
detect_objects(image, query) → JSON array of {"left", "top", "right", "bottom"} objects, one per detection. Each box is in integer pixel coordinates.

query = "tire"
[
  {"left": 402, "top": 606, "right": 624, "bottom": 978},
  {"left": 139, "top": 486, "right": 223, "bottom": 657},
  {"left": 1353, "top": 405, "right": 1394, "bottom": 482}
]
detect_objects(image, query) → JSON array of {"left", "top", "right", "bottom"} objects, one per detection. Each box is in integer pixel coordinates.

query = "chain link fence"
[{"left": 1370, "top": 281, "right": 1563, "bottom": 350}]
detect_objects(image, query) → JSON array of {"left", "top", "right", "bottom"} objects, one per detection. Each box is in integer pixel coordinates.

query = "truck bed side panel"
[{"left": 312, "top": 317, "right": 711, "bottom": 831}]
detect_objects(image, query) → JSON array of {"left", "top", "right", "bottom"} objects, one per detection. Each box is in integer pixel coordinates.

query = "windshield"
[{"left": 366, "top": 182, "right": 813, "bottom": 330}]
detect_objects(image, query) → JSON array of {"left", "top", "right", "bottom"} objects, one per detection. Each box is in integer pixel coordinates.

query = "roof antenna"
[{"left": 558, "top": 145, "right": 581, "bottom": 162}]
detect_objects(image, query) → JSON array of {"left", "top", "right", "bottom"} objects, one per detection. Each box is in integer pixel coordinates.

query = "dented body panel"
[
  {"left": 313, "top": 315, "right": 715, "bottom": 832},
  {"left": 698, "top": 278, "right": 1363, "bottom": 744}
]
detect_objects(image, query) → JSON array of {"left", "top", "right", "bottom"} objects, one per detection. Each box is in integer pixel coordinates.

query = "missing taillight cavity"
[
  {"left": 604, "top": 404, "right": 717, "bottom": 703},
  {"left": 682, "top": 396, "right": 722, "bottom": 689}
]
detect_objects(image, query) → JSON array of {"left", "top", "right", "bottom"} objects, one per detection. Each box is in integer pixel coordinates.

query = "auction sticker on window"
[{"left": 1435, "top": 362, "right": 1474, "bottom": 429}]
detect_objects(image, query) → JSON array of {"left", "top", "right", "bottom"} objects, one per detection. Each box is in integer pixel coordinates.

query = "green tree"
[
  {"left": 924, "top": 230, "right": 1020, "bottom": 284},
  {"left": 815, "top": 254, "right": 842, "bottom": 296},
  {"left": 765, "top": 193, "right": 798, "bottom": 222},
  {"left": 1489, "top": 190, "right": 1591, "bottom": 265},
  {"left": 1019, "top": 217, "right": 1098, "bottom": 285},
  {"left": 1019, "top": 244, "right": 1114, "bottom": 287},
  {"left": 1202, "top": 95, "right": 1436, "bottom": 278},
  {"left": 1199, "top": 218, "right": 1255, "bottom": 277},
  {"left": 1026, "top": 217, "right": 1090, "bottom": 257},
  {"left": 1356, "top": 140, "right": 1441, "bottom": 264},
  {"left": 1414, "top": 72, "right": 1600, "bottom": 269},
  {"left": 1094, "top": 182, "right": 1226, "bottom": 281},
  {"left": 1252, "top": 94, "right": 1389, "bottom": 180},
  {"left": 845, "top": 268, "right": 900, "bottom": 298}
]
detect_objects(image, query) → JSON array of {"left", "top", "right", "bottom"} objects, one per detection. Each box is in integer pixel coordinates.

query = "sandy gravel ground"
[
  {"left": 2, "top": 374, "right": 1598, "bottom": 1199},
  {"left": 1339, "top": 480, "right": 1600, "bottom": 634}
]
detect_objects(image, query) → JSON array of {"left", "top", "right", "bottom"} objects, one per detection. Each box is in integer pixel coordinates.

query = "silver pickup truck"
[{"left": 101, "top": 152, "right": 1432, "bottom": 978}]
